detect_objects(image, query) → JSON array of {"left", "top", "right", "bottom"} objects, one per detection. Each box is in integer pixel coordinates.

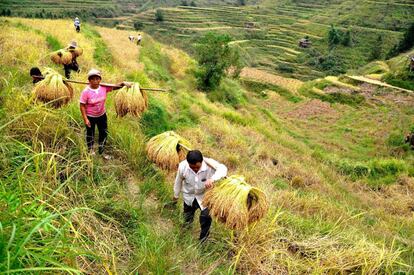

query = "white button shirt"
[{"left": 174, "top": 158, "right": 228, "bottom": 210}]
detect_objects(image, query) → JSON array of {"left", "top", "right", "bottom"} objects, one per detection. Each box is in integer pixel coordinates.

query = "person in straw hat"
[
  {"left": 173, "top": 150, "right": 228, "bottom": 242},
  {"left": 74, "top": 17, "right": 81, "bottom": 32},
  {"left": 80, "top": 69, "right": 130, "bottom": 159},
  {"left": 63, "top": 40, "right": 80, "bottom": 79}
]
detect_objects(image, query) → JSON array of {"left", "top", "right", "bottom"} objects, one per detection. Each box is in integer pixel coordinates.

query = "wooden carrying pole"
[{"left": 33, "top": 76, "right": 168, "bottom": 92}]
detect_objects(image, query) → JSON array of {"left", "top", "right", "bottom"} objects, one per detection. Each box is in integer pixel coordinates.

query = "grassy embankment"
[{"left": 0, "top": 17, "right": 413, "bottom": 273}]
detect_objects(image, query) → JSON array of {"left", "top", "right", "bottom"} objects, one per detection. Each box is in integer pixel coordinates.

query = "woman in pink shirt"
[{"left": 80, "top": 69, "right": 129, "bottom": 158}]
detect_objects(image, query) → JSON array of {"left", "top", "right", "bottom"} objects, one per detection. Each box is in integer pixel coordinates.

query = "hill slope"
[
  {"left": 0, "top": 17, "right": 413, "bottom": 274},
  {"left": 127, "top": 0, "right": 413, "bottom": 80}
]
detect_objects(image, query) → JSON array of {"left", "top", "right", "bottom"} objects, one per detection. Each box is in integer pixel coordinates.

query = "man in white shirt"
[{"left": 173, "top": 150, "right": 228, "bottom": 241}]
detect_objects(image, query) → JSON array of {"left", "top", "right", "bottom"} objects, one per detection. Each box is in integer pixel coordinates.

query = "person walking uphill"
[
  {"left": 64, "top": 41, "right": 80, "bottom": 79},
  {"left": 173, "top": 150, "right": 228, "bottom": 242},
  {"left": 74, "top": 17, "right": 81, "bottom": 32},
  {"left": 80, "top": 69, "right": 130, "bottom": 159}
]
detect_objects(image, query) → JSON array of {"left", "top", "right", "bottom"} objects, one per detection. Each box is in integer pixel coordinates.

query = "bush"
[
  {"left": 194, "top": 32, "right": 240, "bottom": 91},
  {"left": 369, "top": 35, "right": 383, "bottom": 61},
  {"left": 133, "top": 21, "right": 144, "bottom": 30},
  {"left": 387, "top": 22, "right": 414, "bottom": 58},
  {"left": 207, "top": 78, "right": 247, "bottom": 107},
  {"left": 382, "top": 70, "right": 414, "bottom": 91},
  {"left": 155, "top": 9, "right": 164, "bottom": 22},
  {"left": 328, "top": 25, "right": 343, "bottom": 48},
  {"left": 341, "top": 30, "right": 352, "bottom": 47}
]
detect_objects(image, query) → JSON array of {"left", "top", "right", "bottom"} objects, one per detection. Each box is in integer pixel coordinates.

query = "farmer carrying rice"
[
  {"left": 137, "top": 34, "right": 142, "bottom": 45},
  {"left": 80, "top": 69, "right": 130, "bottom": 159},
  {"left": 173, "top": 150, "right": 228, "bottom": 242},
  {"left": 64, "top": 41, "right": 80, "bottom": 79},
  {"left": 74, "top": 17, "right": 81, "bottom": 32}
]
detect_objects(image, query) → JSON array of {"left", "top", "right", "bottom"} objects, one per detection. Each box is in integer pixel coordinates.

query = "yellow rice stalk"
[
  {"left": 32, "top": 68, "right": 73, "bottom": 108},
  {"left": 146, "top": 131, "right": 192, "bottom": 170},
  {"left": 114, "top": 83, "right": 148, "bottom": 117},
  {"left": 204, "top": 175, "right": 269, "bottom": 230}
]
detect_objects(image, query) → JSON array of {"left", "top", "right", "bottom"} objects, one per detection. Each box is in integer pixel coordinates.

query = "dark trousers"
[
  {"left": 63, "top": 60, "right": 79, "bottom": 79},
  {"left": 183, "top": 199, "right": 212, "bottom": 241},
  {"left": 86, "top": 113, "right": 108, "bottom": 154}
]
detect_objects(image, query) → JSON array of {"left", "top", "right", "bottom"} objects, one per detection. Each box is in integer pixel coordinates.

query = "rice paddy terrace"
[
  {"left": 123, "top": 0, "right": 413, "bottom": 80},
  {"left": 0, "top": 11, "right": 414, "bottom": 275}
]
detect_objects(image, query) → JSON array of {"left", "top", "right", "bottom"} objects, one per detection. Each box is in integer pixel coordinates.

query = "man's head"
[
  {"left": 187, "top": 150, "right": 203, "bottom": 173},
  {"left": 30, "top": 67, "right": 41, "bottom": 77},
  {"left": 87, "top": 69, "right": 102, "bottom": 88}
]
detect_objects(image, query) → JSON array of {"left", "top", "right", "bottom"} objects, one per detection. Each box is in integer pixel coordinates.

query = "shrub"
[
  {"left": 133, "top": 21, "right": 144, "bottom": 30},
  {"left": 341, "top": 30, "right": 352, "bottom": 47},
  {"left": 155, "top": 9, "right": 164, "bottom": 22},
  {"left": 194, "top": 32, "right": 240, "bottom": 91},
  {"left": 207, "top": 78, "right": 247, "bottom": 107},
  {"left": 387, "top": 22, "right": 414, "bottom": 58},
  {"left": 328, "top": 25, "right": 342, "bottom": 48},
  {"left": 369, "top": 35, "right": 383, "bottom": 61}
]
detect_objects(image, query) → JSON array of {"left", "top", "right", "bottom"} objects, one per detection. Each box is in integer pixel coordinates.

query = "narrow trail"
[{"left": 96, "top": 26, "right": 143, "bottom": 73}]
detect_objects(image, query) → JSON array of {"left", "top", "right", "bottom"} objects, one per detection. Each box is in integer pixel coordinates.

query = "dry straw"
[
  {"left": 50, "top": 47, "right": 83, "bottom": 65},
  {"left": 204, "top": 175, "right": 269, "bottom": 230},
  {"left": 146, "top": 131, "right": 192, "bottom": 170},
  {"left": 114, "top": 83, "right": 148, "bottom": 117},
  {"left": 32, "top": 68, "right": 74, "bottom": 108}
]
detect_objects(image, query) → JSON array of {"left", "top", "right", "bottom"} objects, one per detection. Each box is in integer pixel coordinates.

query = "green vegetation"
[
  {"left": 387, "top": 22, "right": 414, "bottom": 58},
  {"left": 1, "top": 10, "right": 414, "bottom": 275},
  {"left": 155, "top": 9, "right": 164, "bottom": 22},
  {"left": 194, "top": 32, "right": 239, "bottom": 91}
]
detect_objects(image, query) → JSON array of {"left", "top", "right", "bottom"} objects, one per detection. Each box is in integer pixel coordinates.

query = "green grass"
[
  {"left": 82, "top": 24, "right": 114, "bottom": 68},
  {"left": 2, "top": 17, "right": 414, "bottom": 274}
]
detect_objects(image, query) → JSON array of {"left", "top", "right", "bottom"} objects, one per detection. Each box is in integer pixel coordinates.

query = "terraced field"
[{"left": 124, "top": 0, "right": 412, "bottom": 80}]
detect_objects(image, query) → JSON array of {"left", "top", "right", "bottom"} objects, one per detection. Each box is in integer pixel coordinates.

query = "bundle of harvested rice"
[
  {"left": 50, "top": 49, "right": 65, "bottom": 64},
  {"left": 146, "top": 131, "right": 192, "bottom": 170},
  {"left": 61, "top": 51, "right": 73, "bottom": 65},
  {"left": 114, "top": 83, "right": 148, "bottom": 117},
  {"left": 50, "top": 49, "right": 78, "bottom": 65},
  {"left": 69, "top": 47, "right": 83, "bottom": 57},
  {"left": 204, "top": 175, "right": 269, "bottom": 230},
  {"left": 32, "top": 68, "right": 74, "bottom": 108}
]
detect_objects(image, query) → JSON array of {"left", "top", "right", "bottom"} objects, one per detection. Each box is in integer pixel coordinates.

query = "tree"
[
  {"left": 181, "top": 0, "right": 188, "bottom": 6},
  {"left": 370, "top": 35, "right": 383, "bottom": 61},
  {"left": 387, "top": 22, "right": 414, "bottom": 58},
  {"left": 238, "top": 0, "right": 246, "bottom": 6},
  {"left": 133, "top": 21, "right": 144, "bottom": 30},
  {"left": 155, "top": 9, "right": 164, "bottom": 22},
  {"left": 194, "top": 32, "right": 240, "bottom": 91},
  {"left": 328, "top": 25, "right": 342, "bottom": 48},
  {"left": 190, "top": 1, "right": 196, "bottom": 6}
]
